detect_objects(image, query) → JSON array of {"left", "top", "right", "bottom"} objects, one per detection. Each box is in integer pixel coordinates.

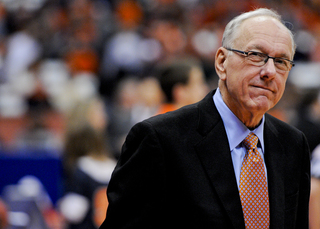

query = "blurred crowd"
[{"left": 0, "top": 0, "right": 320, "bottom": 228}]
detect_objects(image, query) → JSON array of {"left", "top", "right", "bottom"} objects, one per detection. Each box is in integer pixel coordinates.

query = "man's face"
[{"left": 218, "top": 16, "right": 293, "bottom": 118}]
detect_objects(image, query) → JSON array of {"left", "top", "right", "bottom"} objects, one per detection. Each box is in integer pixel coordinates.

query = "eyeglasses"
[{"left": 225, "top": 48, "right": 295, "bottom": 72}]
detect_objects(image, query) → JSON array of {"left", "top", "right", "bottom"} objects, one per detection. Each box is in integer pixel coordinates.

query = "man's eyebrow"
[
  {"left": 277, "top": 53, "right": 291, "bottom": 60},
  {"left": 247, "top": 44, "right": 291, "bottom": 59},
  {"left": 247, "top": 44, "right": 264, "bottom": 51}
]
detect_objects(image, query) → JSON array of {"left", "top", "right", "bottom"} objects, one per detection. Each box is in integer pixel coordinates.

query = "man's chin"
[{"left": 247, "top": 97, "right": 273, "bottom": 113}]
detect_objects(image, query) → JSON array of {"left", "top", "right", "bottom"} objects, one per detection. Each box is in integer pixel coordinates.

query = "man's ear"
[{"left": 215, "top": 47, "right": 227, "bottom": 81}]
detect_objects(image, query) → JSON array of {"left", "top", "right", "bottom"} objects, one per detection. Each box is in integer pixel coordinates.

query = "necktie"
[{"left": 239, "top": 132, "right": 270, "bottom": 229}]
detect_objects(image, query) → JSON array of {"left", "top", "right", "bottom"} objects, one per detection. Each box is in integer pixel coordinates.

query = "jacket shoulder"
[
  {"left": 265, "top": 113, "right": 306, "bottom": 141},
  {"left": 143, "top": 103, "right": 200, "bottom": 132}
]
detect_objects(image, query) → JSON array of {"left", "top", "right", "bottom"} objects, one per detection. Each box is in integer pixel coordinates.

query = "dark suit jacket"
[{"left": 100, "top": 90, "right": 310, "bottom": 229}]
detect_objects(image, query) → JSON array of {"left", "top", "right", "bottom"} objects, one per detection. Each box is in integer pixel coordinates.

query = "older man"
[{"left": 100, "top": 8, "right": 310, "bottom": 229}]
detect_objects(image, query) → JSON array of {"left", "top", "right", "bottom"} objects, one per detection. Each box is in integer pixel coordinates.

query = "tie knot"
[{"left": 243, "top": 132, "right": 259, "bottom": 150}]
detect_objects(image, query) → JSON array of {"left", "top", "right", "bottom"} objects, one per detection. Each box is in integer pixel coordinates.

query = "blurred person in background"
[
  {"left": 107, "top": 63, "right": 206, "bottom": 159},
  {"left": 156, "top": 58, "right": 208, "bottom": 114},
  {"left": 64, "top": 96, "right": 109, "bottom": 176},
  {"left": 108, "top": 75, "right": 164, "bottom": 159},
  {"left": 149, "top": 18, "right": 187, "bottom": 61},
  {"left": 3, "top": 16, "right": 42, "bottom": 82},
  {"left": 130, "top": 76, "right": 164, "bottom": 124},
  {"left": 107, "top": 77, "right": 140, "bottom": 159},
  {"left": 14, "top": 105, "right": 63, "bottom": 154},
  {"left": 12, "top": 60, "right": 63, "bottom": 154},
  {"left": 61, "top": 95, "right": 115, "bottom": 229},
  {"left": 60, "top": 125, "right": 116, "bottom": 229},
  {"left": 99, "top": 0, "right": 146, "bottom": 97}
]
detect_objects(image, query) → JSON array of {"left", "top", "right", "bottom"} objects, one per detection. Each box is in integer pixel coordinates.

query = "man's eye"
[
  {"left": 249, "top": 52, "right": 259, "bottom": 56},
  {"left": 250, "top": 52, "right": 265, "bottom": 57},
  {"left": 248, "top": 52, "right": 265, "bottom": 61},
  {"left": 274, "top": 58, "right": 286, "bottom": 65}
]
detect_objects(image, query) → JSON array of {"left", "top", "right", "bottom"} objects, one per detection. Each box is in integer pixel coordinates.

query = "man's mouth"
[{"left": 251, "top": 85, "right": 274, "bottom": 93}]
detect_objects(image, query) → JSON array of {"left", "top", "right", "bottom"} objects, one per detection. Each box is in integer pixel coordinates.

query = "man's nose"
[{"left": 260, "top": 58, "right": 277, "bottom": 80}]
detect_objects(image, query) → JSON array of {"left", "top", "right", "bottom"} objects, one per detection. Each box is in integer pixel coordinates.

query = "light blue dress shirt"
[{"left": 213, "top": 88, "right": 267, "bottom": 188}]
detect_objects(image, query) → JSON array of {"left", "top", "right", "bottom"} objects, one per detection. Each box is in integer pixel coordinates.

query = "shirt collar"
[{"left": 213, "top": 88, "right": 265, "bottom": 152}]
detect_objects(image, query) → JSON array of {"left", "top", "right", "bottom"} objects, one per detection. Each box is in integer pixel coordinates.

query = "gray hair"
[{"left": 222, "top": 8, "right": 296, "bottom": 56}]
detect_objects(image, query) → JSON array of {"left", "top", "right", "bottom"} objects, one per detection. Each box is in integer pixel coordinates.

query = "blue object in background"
[{"left": 0, "top": 152, "right": 63, "bottom": 205}]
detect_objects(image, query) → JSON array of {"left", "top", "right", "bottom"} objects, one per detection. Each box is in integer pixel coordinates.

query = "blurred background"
[{"left": 0, "top": 0, "right": 319, "bottom": 228}]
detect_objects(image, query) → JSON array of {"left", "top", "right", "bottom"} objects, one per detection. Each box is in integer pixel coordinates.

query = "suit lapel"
[
  {"left": 195, "top": 90, "right": 245, "bottom": 229},
  {"left": 264, "top": 115, "right": 285, "bottom": 229}
]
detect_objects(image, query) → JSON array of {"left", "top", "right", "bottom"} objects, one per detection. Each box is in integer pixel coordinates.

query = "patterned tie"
[{"left": 239, "top": 132, "right": 270, "bottom": 229}]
